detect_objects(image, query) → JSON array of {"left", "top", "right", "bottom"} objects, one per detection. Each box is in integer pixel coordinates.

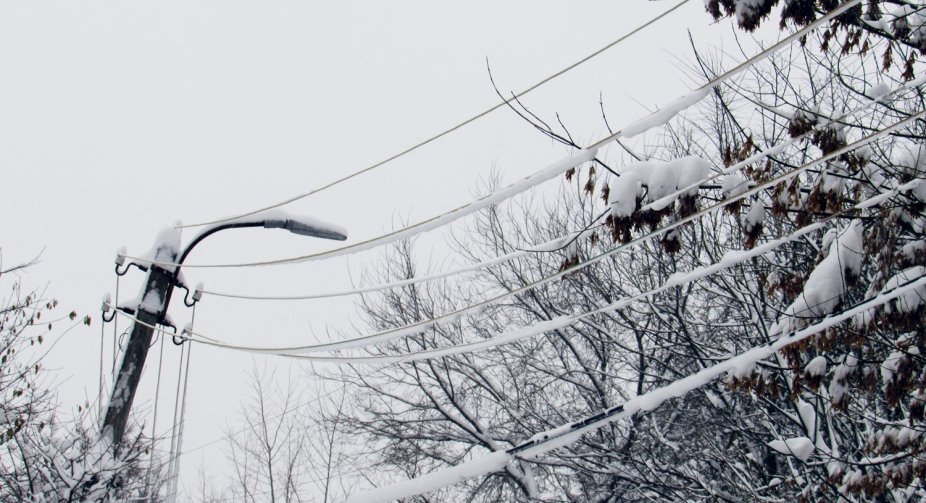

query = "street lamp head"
[{"left": 263, "top": 218, "right": 348, "bottom": 241}]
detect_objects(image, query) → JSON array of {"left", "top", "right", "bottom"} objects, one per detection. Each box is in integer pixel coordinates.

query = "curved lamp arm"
[{"left": 178, "top": 219, "right": 347, "bottom": 266}]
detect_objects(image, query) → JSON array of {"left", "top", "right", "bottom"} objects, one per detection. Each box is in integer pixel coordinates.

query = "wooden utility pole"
[{"left": 102, "top": 250, "right": 177, "bottom": 447}]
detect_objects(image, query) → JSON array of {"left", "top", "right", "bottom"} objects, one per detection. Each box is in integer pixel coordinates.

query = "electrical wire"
[
  {"left": 113, "top": 274, "right": 120, "bottom": 378},
  {"left": 532, "top": 274, "right": 926, "bottom": 455},
  {"left": 128, "top": 1, "right": 869, "bottom": 473},
  {"left": 281, "top": 204, "right": 881, "bottom": 364},
  {"left": 111, "top": 175, "right": 919, "bottom": 495},
  {"left": 99, "top": 306, "right": 106, "bottom": 420},
  {"left": 130, "top": 108, "right": 926, "bottom": 356},
  {"left": 164, "top": 336, "right": 187, "bottom": 502},
  {"left": 178, "top": 0, "right": 693, "bottom": 230},
  {"left": 185, "top": 221, "right": 916, "bottom": 499},
  {"left": 130, "top": 0, "right": 860, "bottom": 271},
  {"left": 114, "top": 174, "right": 921, "bottom": 365},
  {"left": 137, "top": 305, "right": 196, "bottom": 503},
  {"left": 202, "top": 248, "right": 527, "bottom": 300},
  {"left": 169, "top": 197, "right": 912, "bottom": 484},
  {"left": 119, "top": 315, "right": 429, "bottom": 476},
  {"left": 167, "top": 306, "right": 195, "bottom": 503},
  {"left": 197, "top": 72, "right": 925, "bottom": 302},
  {"left": 145, "top": 329, "right": 167, "bottom": 502},
  {"left": 143, "top": 148, "right": 595, "bottom": 269},
  {"left": 350, "top": 271, "right": 926, "bottom": 502}
]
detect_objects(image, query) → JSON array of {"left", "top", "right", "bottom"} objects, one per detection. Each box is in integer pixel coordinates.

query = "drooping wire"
[
  {"left": 113, "top": 274, "right": 120, "bottom": 377},
  {"left": 163, "top": 132, "right": 918, "bottom": 498},
  {"left": 168, "top": 255, "right": 876, "bottom": 473},
  {"left": 167, "top": 62, "right": 903, "bottom": 494},
  {"left": 131, "top": 0, "right": 861, "bottom": 271},
  {"left": 145, "top": 327, "right": 167, "bottom": 502},
  {"left": 178, "top": 0, "right": 693, "bottom": 230},
  {"left": 119, "top": 309, "right": 464, "bottom": 462},
  {"left": 114, "top": 168, "right": 925, "bottom": 366},
  {"left": 164, "top": 330, "right": 187, "bottom": 502},
  {"left": 98, "top": 305, "right": 106, "bottom": 419},
  {"left": 170, "top": 218, "right": 926, "bottom": 500},
  {"left": 147, "top": 108, "right": 926, "bottom": 356},
  {"left": 130, "top": 1, "right": 870, "bottom": 468},
  {"left": 202, "top": 248, "right": 526, "bottom": 301},
  {"left": 167, "top": 304, "right": 196, "bottom": 503},
  {"left": 105, "top": 95, "right": 923, "bottom": 491},
  {"left": 169, "top": 248, "right": 926, "bottom": 499},
  {"left": 196, "top": 72, "right": 925, "bottom": 302},
  {"left": 348, "top": 271, "right": 926, "bottom": 502}
]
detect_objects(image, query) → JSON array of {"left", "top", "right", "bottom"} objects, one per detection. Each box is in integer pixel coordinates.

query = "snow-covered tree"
[
  {"left": 692, "top": 2, "right": 926, "bottom": 499},
  {"left": 312, "top": 2, "right": 926, "bottom": 501},
  {"left": 0, "top": 261, "right": 162, "bottom": 502}
]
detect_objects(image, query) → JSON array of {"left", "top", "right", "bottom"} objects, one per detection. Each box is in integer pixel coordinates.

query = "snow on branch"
[
  {"left": 346, "top": 271, "right": 926, "bottom": 503},
  {"left": 779, "top": 220, "right": 864, "bottom": 333}
]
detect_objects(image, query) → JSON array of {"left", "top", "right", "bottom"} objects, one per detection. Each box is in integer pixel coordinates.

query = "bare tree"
[
  {"left": 0, "top": 258, "right": 162, "bottom": 501},
  {"left": 314, "top": 3, "right": 926, "bottom": 500},
  {"left": 222, "top": 364, "right": 307, "bottom": 503}
]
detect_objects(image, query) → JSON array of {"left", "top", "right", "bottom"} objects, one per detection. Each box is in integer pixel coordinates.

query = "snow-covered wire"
[
  {"left": 640, "top": 81, "right": 926, "bottom": 212},
  {"left": 144, "top": 329, "right": 167, "bottom": 498},
  {"left": 202, "top": 248, "right": 528, "bottom": 300},
  {"left": 345, "top": 271, "right": 926, "bottom": 503},
  {"left": 179, "top": 208, "right": 904, "bottom": 465},
  {"left": 197, "top": 70, "right": 924, "bottom": 302},
  {"left": 98, "top": 306, "right": 106, "bottom": 419},
  {"left": 132, "top": 148, "right": 596, "bottom": 269},
  {"left": 177, "top": 0, "right": 693, "bottom": 230},
  {"left": 138, "top": 196, "right": 914, "bottom": 470},
  {"left": 200, "top": 225, "right": 604, "bottom": 301},
  {"left": 130, "top": 0, "right": 861, "bottom": 271},
  {"left": 138, "top": 108, "right": 926, "bottom": 356},
  {"left": 113, "top": 174, "right": 922, "bottom": 365},
  {"left": 109, "top": 307, "right": 464, "bottom": 471},
  {"left": 113, "top": 274, "right": 120, "bottom": 378},
  {"left": 283, "top": 184, "right": 913, "bottom": 364},
  {"left": 167, "top": 313, "right": 194, "bottom": 503},
  {"left": 163, "top": 339, "right": 188, "bottom": 502}
]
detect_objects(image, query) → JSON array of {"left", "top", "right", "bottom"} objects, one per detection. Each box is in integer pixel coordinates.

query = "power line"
[
  {"left": 197, "top": 74, "right": 925, "bottom": 302},
  {"left": 138, "top": 2, "right": 872, "bottom": 476},
  {"left": 139, "top": 324, "right": 440, "bottom": 463},
  {"left": 144, "top": 125, "right": 920, "bottom": 502},
  {"left": 282, "top": 199, "right": 892, "bottom": 364},
  {"left": 178, "top": 0, "right": 693, "bottom": 230},
  {"left": 129, "top": 0, "right": 860, "bottom": 271},
  {"left": 137, "top": 148, "right": 596, "bottom": 270},
  {"left": 169, "top": 145, "right": 911, "bottom": 487},
  {"left": 341, "top": 268, "right": 926, "bottom": 499},
  {"left": 132, "top": 107, "right": 925, "bottom": 356},
  {"left": 117, "top": 174, "right": 921, "bottom": 365},
  {"left": 150, "top": 233, "right": 911, "bottom": 501},
  {"left": 348, "top": 271, "right": 926, "bottom": 502},
  {"left": 200, "top": 247, "right": 535, "bottom": 301},
  {"left": 110, "top": 109, "right": 923, "bottom": 483}
]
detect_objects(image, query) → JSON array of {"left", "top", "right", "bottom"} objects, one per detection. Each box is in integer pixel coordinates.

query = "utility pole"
[
  {"left": 102, "top": 217, "right": 347, "bottom": 449},
  {"left": 102, "top": 233, "right": 180, "bottom": 448}
]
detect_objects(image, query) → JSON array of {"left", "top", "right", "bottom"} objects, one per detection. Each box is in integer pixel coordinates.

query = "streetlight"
[{"left": 101, "top": 216, "right": 347, "bottom": 448}]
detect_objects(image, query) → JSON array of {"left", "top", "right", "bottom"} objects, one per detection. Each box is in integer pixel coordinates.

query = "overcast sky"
[{"left": 0, "top": 0, "right": 732, "bottom": 497}]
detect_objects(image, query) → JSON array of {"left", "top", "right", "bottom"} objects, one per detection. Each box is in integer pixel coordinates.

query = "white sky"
[{"left": 0, "top": 0, "right": 730, "bottom": 498}]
